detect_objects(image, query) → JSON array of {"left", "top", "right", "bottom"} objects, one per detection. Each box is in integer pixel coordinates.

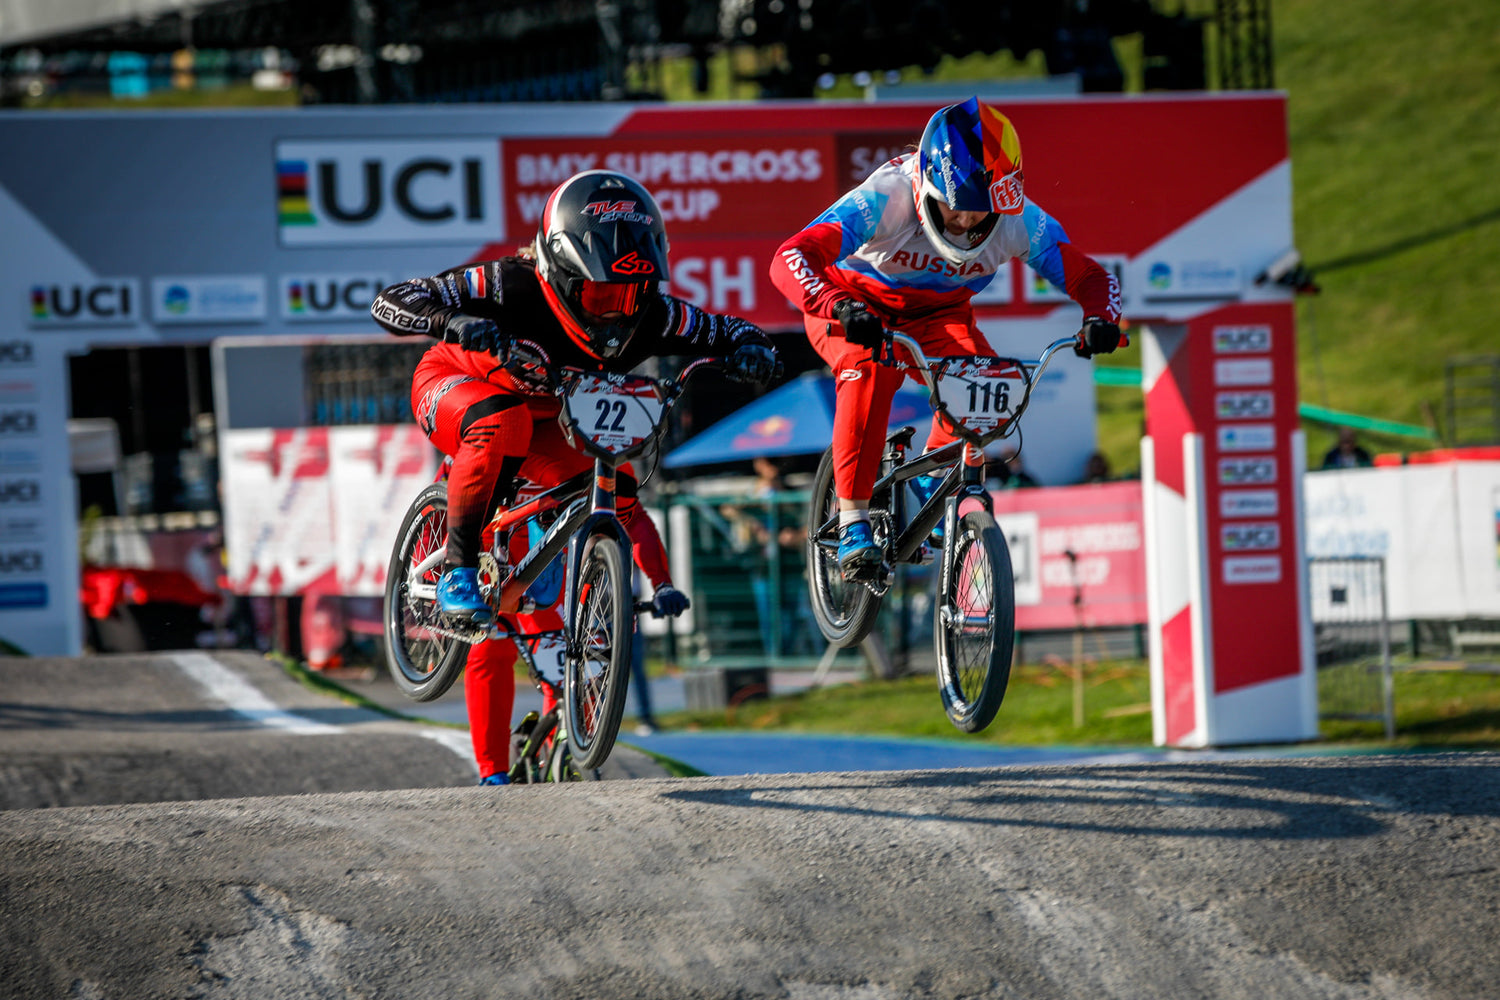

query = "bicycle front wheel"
[
  {"left": 547, "top": 736, "right": 602, "bottom": 782},
  {"left": 564, "top": 532, "right": 633, "bottom": 770},
  {"left": 935, "top": 510, "right": 1016, "bottom": 733},
  {"left": 805, "top": 447, "right": 882, "bottom": 648},
  {"left": 383, "top": 483, "right": 470, "bottom": 702}
]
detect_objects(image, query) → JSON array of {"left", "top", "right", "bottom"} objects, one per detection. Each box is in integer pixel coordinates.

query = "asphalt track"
[{"left": 2, "top": 650, "right": 1499, "bottom": 999}]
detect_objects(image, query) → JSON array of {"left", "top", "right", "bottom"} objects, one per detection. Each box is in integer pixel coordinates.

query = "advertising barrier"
[{"left": 0, "top": 94, "right": 1293, "bottom": 653}]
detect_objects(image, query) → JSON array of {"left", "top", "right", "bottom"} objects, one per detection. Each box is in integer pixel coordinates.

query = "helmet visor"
[{"left": 577, "top": 281, "right": 644, "bottom": 321}]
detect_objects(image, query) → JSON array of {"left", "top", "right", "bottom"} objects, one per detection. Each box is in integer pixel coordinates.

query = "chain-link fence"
[{"left": 1308, "top": 556, "right": 1395, "bottom": 739}]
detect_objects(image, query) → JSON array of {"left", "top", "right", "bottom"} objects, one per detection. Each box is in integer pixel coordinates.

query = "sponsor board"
[
  {"left": 0, "top": 477, "right": 40, "bottom": 505},
  {"left": 277, "top": 139, "right": 503, "bottom": 247},
  {"left": 1024, "top": 254, "right": 1126, "bottom": 306},
  {"left": 28, "top": 279, "right": 140, "bottom": 327},
  {"left": 993, "top": 510, "right": 1041, "bottom": 607},
  {"left": 1220, "top": 489, "right": 1279, "bottom": 518},
  {"left": 1218, "top": 456, "right": 1277, "bottom": 486},
  {"left": 1215, "top": 390, "right": 1275, "bottom": 420},
  {"left": 505, "top": 137, "right": 832, "bottom": 239},
  {"left": 1213, "top": 324, "right": 1272, "bottom": 354},
  {"left": 1216, "top": 423, "right": 1275, "bottom": 452},
  {"left": 152, "top": 276, "right": 267, "bottom": 323},
  {"left": 1221, "top": 521, "right": 1280, "bottom": 551},
  {"left": 0, "top": 409, "right": 37, "bottom": 437},
  {"left": 0, "top": 581, "right": 46, "bottom": 608},
  {"left": 1213, "top": 358, "right": 1274, "bottom": 386},
  {"left": 1222, "top": 554, "right": 1282, "bottom": 585},
  {"left": 0, "top": 547, "right": 42, "bottom": 575},
  {"left": 0, "top": 341, "right": 33, "bottom": 367},
  {"left": 1141, "top": 258, "right": 1241, "bottom": 300},
  {"left": 280, "top": 273, "right": 388, "bottom": 321}
]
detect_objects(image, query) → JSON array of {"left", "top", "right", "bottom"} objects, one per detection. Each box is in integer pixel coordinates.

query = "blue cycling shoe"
[
  {"left": 837, "top": 520, "right": 881, "bottom": 579},
  {"left": 911, "top": 473, "right": 946, "bottom": 545},
  {"left": 479, "top": 772, "right": 511, "bottom": 786},
  {"left": 437, "top": 566, "right": 493, "bottom": 623}
]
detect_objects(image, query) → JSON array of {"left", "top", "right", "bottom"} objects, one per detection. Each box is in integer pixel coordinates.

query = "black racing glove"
[
  {"left": 1073, "top": 317, "right": 1122, "bottom": 358},
  {"left": 727, "top": 343, "right": 778, "bottom": 388},
  {"left": 444, "top": 314, "right": 504, "bottom": 355},
  {"left": 832, "top": 299, "right": 886, "bottom": 349},
  {"left": 651, "top": 584, "right": 691, "bottom": 618}
]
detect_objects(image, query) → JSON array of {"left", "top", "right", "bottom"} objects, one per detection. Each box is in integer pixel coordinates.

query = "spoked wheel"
[
  {"left": 564, "top": 532, "right": 633, "bottom": 770},
  {"left": 383, "top": 483, "right": 471, "bottom": 702},
  {"left": 935, "top": 510, "right": 1016, "bottom": 733},
  {"left": 806, "top": 447, "right": 882, "bottom": 648},
  {"left": 547, "top": 735, "right": 602, "bottom": 782}
]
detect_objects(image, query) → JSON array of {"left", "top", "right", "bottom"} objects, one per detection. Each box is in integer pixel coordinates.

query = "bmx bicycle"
[
  {"left": 382, "top": 341, "right": 729, "bottom": 772},
  {"left": 805, "top": 331, "right": 1079, "bottom": 734},
  {"left": 505, "top": 628, "right": 600, "bottom": 783}
]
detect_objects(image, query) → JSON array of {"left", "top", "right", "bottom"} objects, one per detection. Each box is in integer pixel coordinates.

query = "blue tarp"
[{"left": 663, "top": 372, "right": 934, "bottom": 468}]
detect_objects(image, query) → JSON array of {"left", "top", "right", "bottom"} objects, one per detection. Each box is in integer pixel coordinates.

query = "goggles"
[{"left": 577, "top": 281, "right": 643, "bottom": 319}]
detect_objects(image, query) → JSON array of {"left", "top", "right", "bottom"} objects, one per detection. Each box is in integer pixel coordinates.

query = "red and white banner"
[
  {"left": 991, "top": 481, "right": 1147, "bottom": 631},
  {"left": 221, "top": 426, "right": 437, "bottom": 596},
  {"left": 327, "top": 425, "right": 439, "bottom": 596},
  {"left": 221, "top": 428, "right": 336, "bottom": 595}
]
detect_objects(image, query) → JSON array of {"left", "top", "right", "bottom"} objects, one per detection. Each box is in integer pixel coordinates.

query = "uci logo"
[
  {"left": 0, "top": 549, "right": 41, "bottom": 574},
  {"left": 28, "top": 281, "right": 139, "bottom": 327},
  {"left": 276, "top": 139, "right": 501, "bottom": 247},
  {"left": 0, "top": 411, "right": 36, "bottom": 436},
  {"left": 0, "top": 342, "right": 33, "bottom": 366},
  {"left": 1213, "top": 325, "right": 1272, "bottom": 354},
  {"left": 0, "top": 479, "right": 39, "bottom": 504},
  {"left": 282, "top": 275, "right": 386, "bottom": 321}
]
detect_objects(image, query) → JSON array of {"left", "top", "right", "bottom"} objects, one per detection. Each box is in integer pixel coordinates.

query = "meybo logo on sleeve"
[
  {"left": 28, "top": 280, "right": 140, "bottom": 327},
  {"left": 276, "top": 139, "right": 502, "bottom": 247}
]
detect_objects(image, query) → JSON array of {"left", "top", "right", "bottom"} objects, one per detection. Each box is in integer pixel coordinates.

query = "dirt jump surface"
[{"left": 1, "top": 652, "right": 1497, "bottom": 999}]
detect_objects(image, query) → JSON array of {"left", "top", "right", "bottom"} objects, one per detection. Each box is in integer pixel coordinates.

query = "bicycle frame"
[
  {"left": 410, "top": 354, "right": 722, "bottom": 646},
  {"left": 815, "top": 332, "right": 1078, "bottom": 575}
]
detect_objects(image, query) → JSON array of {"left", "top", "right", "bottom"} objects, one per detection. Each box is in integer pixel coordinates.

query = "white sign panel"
[
  {"left": 152, "top": 276, "right": 268, "bottom": 324},
  {"left": 276, "top": 138, "right": 504, "bottom": 247},
  {"left": 28, "top": 278, "right": 141, "bottom": 327},
  {"left": 279, "top": 273, "right": 389, "bottom": 322},
  {"left": 1216, "top": 424, "right": 1275, "bottom": 452}
]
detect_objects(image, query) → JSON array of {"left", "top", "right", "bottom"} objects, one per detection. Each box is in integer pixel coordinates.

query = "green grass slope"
[{"left": 1278, "top": 0, "right": 1500, "bottom": 458}]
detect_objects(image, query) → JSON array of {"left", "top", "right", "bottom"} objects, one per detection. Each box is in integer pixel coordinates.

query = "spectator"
[
  {"left": 989, "top": 449, "right": 1039, "bottom": 490},
  {"left": 1083, "top": 451, "right": 1112, "bottom": 483},
  {"left": 1321, "top": 428, "right": 1374, "bottom": 469}
]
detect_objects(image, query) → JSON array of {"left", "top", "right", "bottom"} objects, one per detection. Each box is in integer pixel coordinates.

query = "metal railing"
[{"left": 1308, "top": 556, "right": 1394, "bottom": 739}]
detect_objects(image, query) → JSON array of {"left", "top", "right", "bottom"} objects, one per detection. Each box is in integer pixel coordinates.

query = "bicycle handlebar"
[{"left": 886, "top": 331, "right": 1077, "bottom": 396}]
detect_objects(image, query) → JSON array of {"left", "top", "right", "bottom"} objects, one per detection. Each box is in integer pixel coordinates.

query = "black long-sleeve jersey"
[{"left": 371, "top": 255, "right": 772, "bottom": 385}]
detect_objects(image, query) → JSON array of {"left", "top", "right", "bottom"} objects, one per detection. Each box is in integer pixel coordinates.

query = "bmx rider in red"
[
  {"left": 371, "top": 169, "right": 778, "bottom": 785},
  {"left": 768, "top": 96, "right": 1125, "bottom": 580}
]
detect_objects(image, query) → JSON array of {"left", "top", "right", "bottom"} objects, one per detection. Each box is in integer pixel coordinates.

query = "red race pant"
[{"left": 804, "top": 306, "right": 995, "bottom": 502}]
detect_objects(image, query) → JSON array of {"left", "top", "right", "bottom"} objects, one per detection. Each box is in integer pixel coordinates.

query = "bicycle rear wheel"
[
  {"left": 935, "top": 510, "right": 1016, "bottom": 733},
  {"left": 383, "top": 483, "right": 471, "bottom": 702},
  {"left": 805, "top": 447, "right": 882, "bottom": 648},
  {"left": 564, "top": 532, "right": 633, "bottom": 770}
]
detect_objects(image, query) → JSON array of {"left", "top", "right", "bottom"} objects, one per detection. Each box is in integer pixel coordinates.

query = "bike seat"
[{"left": 886, "top": 426, "right": 917, "bottom": 448}]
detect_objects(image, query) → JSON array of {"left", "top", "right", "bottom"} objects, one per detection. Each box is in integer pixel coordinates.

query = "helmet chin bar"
[{"left": 918, "top": 189, "right": 998, "bottom": 267}]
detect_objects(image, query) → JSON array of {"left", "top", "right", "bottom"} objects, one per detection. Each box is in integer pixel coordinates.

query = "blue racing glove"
[{"left": 651, "top": 583, "right": 691, "bottom": 618}]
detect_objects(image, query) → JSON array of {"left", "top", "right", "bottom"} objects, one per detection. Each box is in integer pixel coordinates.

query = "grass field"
[{"left": 657, "top": 659, "right": 1500, "bottom": 751}]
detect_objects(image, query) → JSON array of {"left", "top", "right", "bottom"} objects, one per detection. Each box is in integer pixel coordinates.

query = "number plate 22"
[{"left": 565, "top": 373, "right": 665, "bottom": 453}]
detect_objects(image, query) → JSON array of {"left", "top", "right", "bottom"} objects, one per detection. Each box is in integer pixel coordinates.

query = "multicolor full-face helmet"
[
  {"left": 915, "top": 97, "right": 1025, "bottom": 266},
  {"left": 534, "top": 169, "right": 669, "bottom": 360}
]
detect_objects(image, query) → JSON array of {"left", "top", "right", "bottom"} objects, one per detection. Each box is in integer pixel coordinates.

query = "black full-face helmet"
[{"left": 534, "top": 169, "right": 670, "bottom": 360}]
